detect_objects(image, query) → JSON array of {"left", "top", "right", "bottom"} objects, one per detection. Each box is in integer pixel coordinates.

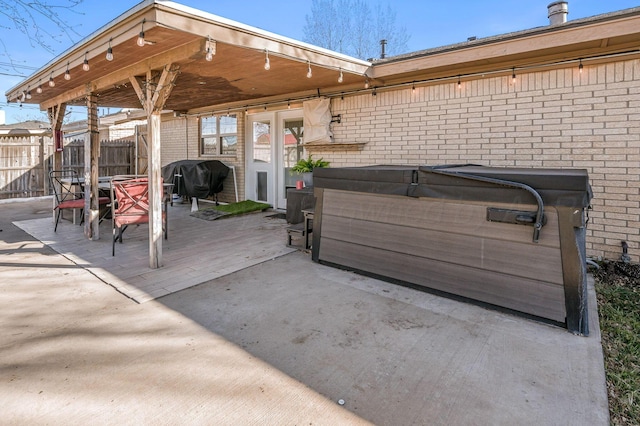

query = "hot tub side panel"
[{"left": 314, "top": 188, "right": 567, "bottom": 324}]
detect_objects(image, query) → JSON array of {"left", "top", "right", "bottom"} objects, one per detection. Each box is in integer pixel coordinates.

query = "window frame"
[{"left": 200, "top": 114, "right": 238, "bottom": 157}]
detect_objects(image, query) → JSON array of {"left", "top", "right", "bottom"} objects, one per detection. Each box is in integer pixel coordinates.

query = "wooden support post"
[
  {"left": 130, "top": 64, "right": 179, "bottom": 268},
  {"left": 84, "top": 93, "right": 101, "bottom": 240},
  {"left": 148, "top": 112, "right": 163, "bottom": 268},
  {"left": 47, "top": 104, "right": 66, "bottom": 172},
  {"left": 47, "top": 103, "right": 66, "bottom": 222}
]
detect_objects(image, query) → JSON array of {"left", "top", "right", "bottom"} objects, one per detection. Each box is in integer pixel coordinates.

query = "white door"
[
  {"left": 246, "top": 113, "right": 273, "bottom": 204},
  {"left": 277, "top": 110, "right": 304, "bottom": 209},
  {"left": 246, "top": 110, "right": 304, "bottom": 209}
]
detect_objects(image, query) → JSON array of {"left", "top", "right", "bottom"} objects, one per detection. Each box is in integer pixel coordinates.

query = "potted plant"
[{"left": 291, "top": 155, "right": 330, "bottom": 187}]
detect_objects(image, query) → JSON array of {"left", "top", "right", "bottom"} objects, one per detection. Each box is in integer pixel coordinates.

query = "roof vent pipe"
[
  {"left": 548, "top": 1, "right": 568, "bottom": 25},
  {"left": 380, "top": 39, "right": 387, "bottom": 59}
]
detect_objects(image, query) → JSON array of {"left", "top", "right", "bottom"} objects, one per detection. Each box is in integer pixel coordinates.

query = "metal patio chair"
[
  {"left": 110, "top": 175, "right": 167, "bottom": 256},
  {"left": 49, "top": 170, "right": 110, "bottom": 232}
]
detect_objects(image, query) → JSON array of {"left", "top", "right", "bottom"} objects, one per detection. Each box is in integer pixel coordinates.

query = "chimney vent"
[
  {"left": 548, "top": 1, "right": 568, "bottom": 25},
  {"left": 380, "top": 39, "right": 387, "bottom": 59}
]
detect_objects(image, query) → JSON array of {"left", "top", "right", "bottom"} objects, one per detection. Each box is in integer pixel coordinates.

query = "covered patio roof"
[
  {"left": 3, "top": 0, "right": 369, "bottom": 269},
  {"left": 6, "top": 0, "right": 371, "bottom": 113}
]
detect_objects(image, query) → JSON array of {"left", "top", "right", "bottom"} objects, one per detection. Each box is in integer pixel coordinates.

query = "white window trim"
[{"left": 200, "top": 115, "right": 237, "bottom": 156}]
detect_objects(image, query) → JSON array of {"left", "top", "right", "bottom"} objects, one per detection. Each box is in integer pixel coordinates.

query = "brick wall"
[
  {"left": 327, "top": 58, "right": 640, "bottom": 262},
  {"left": 106, "top": 119, "right": 146, "bottom": 141}
]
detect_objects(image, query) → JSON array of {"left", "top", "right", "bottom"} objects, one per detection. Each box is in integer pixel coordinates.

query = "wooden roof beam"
[{"left": 40, "top": 38, "right": 204, "bottom": 111}]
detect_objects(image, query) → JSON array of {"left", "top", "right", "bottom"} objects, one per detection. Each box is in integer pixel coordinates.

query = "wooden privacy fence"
[
  {"left": 0, "top": 136, "right": 134, "bottom": 200},
  {"left": 54, "top": 139, "right": 135, "bottom": 182},
  {"left": 0, "top": 135, "right": 50, "bottom": 199}
]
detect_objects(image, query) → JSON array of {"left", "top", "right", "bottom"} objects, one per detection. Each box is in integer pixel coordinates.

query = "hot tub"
[{"left": 311, "top": 164, "right": 592, "bottom": 335}]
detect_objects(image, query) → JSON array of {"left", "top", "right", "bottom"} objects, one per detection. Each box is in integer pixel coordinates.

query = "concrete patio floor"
[{"left": 1, "top": 197, "right": 609, "bottom": 425}]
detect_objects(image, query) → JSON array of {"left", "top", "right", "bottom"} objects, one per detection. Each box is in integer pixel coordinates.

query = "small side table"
[{"left": 286, "top": 187, "right": 315, "bottom": 224}]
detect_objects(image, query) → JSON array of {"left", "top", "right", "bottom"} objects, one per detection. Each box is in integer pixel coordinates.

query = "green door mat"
[{"left": 191, "top": 200, "right": 271, "bottom": 220}]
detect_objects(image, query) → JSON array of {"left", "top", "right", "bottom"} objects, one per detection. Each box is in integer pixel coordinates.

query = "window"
[{"left": 200, "top": 115, "right": 237, "bottom": 156}]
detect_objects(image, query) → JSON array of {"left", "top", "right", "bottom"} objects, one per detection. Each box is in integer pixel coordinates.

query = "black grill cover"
[{"left": 162, "top": 160, "right": 230, "bottom": 199}]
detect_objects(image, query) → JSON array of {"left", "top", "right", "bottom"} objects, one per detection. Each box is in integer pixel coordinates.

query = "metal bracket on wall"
[{"left": 331, "top": 114, "right": 341, "bottom": 124}]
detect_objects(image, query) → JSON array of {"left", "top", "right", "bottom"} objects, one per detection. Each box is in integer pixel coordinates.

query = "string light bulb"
[
  {"left": 579, "top": 59, "right": 583, "bottom": 74},
  {"left": 338, "top": 68, "right": 343, "bottom": 83},
  {"left": 412, "top": 81, "right": 416, "bottom": 94},
  {"left": 64, "top": 62, "right": 71, "bottom": 80},
  {"left": 48, "top": 72, "right": 55, "bottom": 87},
  {"left": 26, "top": 87, "right": 32, "bottom": 99},
  {"left": 137, "top": 19, "right": 146, "bottom": 47},
  {"left": 512, "top": 67, "right": 516, "bottom": 84},
  {"left": 106, "top": 38, "right": 114, "bottom": 61},
  {"left": 36, "top": 80, "right": 42, "bottom": 94},
  {"left": 205, "top": 37, "right": 216, "bottom": 61},
  {"left": 82, "top": 52, "right": 90, "bottom": 71},
  {"left": 364, "top": 78, "right": 370, "bottom": 89},
  {"left": 264, "top": 49, "right": 270, "bottom": 70},
  {"left": 306, "top": 61, "right": 312, "bottom": 78},
  {"left": 457, "top": 75, "right": 461, "bottom": 89}
]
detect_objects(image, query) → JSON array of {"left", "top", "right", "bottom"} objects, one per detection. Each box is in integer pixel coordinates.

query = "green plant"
[
  {"left": 290, "top": 155, "right": 330, "bottom": 174},
  {"left": 593, "top": 261, "right": 640, "bottom": 425}
]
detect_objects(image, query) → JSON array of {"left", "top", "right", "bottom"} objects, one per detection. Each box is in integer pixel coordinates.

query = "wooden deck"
[{"left": 14, "top": 202, "right": 295, "bottom": 302}]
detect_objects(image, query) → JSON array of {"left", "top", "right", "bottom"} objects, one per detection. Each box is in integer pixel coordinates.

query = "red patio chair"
[
  {"left": 49, "top": 170, "right": 110, "bottom": 232},
  {"left": 110, "top": 176, "right": 167, "bottom": 256}
]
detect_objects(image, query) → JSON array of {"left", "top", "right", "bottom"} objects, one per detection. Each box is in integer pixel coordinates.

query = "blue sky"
[{"left": 1, "top": 0, "right": 638, "bottom": 124}]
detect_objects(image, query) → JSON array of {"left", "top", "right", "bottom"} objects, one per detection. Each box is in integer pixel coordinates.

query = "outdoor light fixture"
[
  {"left": 264, "top": 49, "right": 270, "bottom": 70},
  {"left": 338, "top": 68, "right": 343, "bottom": 83},
  {"left": 306, "top": 61, "right": 312, "bottom": 78},
  {"left": 364, "top": 78, "right": 370, "bottom": 89},
  {"left": 64, "top": 62, "right": 71, "bottom": 80},
  {"left": 137, "top": 19, "right": 146, "bottom": 47},
  {"left": 48, "top": 72, "right": 55, "bottom": 87},
  {"left": 512, "top": 67, "right": 516, "bottom": 84},
  {"left": 106, "top": 39, "right": 114, "bottom": 61},
  {"left": 579, "top": 59, "right": 583, "bottom": 73},
  {"left": 205, "top": 37, "right": 216, "bottom": 61},
  {"left": 83, "top": 52, "right": 90, "bottom": 71},
  {"left": 36, "top": 80, "right": 42, "bottom": 94}
]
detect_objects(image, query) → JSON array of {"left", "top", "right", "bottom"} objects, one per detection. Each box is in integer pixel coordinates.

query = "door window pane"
[
  {"left": 252, "top": 120, "right": 271, "bottom": 163},
  {"left": 283, "top": 118, "right": 304, "bottom": 190}
]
